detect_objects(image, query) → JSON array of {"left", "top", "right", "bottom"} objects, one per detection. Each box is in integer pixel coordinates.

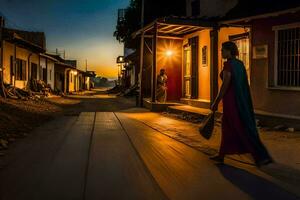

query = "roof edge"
[{"left": 220, "top": 6, "right": 300, "bottom": 24}]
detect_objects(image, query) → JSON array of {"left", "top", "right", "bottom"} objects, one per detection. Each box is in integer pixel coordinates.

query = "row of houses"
[
  {"left": 119, "top": 0, "right": 300, "bottom": 127},
  {"left": 0, "top": 17, "right": 95, "bottom": 94}
]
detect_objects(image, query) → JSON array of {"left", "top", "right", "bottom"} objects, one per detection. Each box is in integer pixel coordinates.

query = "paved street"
[{"left": 0, "top": 93, "right": 299, "bottom": 200}]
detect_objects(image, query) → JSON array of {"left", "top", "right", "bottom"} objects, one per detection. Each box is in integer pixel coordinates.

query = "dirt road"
[{"left": 0, "top": 90, "right": 298, "bottom": 200}]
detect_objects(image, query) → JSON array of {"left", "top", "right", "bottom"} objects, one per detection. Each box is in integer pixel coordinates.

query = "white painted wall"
[
  {"left": 40, "top": 57, "right": 46, "bottom": 81},
  {"left": 47, "top": 60, "right": 55, "bottom": 90}
]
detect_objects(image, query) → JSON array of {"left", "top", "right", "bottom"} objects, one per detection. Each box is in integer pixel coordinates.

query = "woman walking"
[{"left": 210, "top": 41, "right": 272, "bottom": 167}]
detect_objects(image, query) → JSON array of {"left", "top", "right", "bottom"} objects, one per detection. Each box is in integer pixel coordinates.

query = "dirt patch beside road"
[
  {"left": 0, "top": 96, "right": 81, "bottom": 151},
  {"left": 0, "top": 89, "right": 136, "bottom": 152}
]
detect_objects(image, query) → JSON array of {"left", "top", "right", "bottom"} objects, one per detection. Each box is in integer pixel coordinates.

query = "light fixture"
[{"left": 165, "top": 50, "right": 173, "bottom": 57}]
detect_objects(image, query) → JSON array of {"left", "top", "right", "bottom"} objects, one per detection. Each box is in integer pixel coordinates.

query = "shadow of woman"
[{"left": 216, "top": 163, "right": 299, "bottom": 200}]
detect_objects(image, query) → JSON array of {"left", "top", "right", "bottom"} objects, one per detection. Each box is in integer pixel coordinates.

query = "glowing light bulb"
[{"left": 166, "top": 50, "right": 173, "bottom": 57}]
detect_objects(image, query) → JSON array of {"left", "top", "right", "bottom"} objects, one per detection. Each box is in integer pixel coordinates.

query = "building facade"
[
  {"left": 136, "top": 0, "right": 300, "bottom": 124},
  {"left": 1, "top": 28, "right": 45, "bottom": 89}
]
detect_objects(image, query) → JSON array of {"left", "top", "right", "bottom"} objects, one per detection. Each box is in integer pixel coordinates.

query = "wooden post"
[
  {"left": 210, "top": 27, "right": 219, "bottom": 106},
  {"left": 0, "top": 17, "right": 6, "bottom": 98},
  {"left": 45, "top": 57, "right": 48, "bottom": 84},
  {"left": 151, "top": 22, "right": 157, "bottom": 103},
  {"left": 14, "top": 44, "right": 16, "bottom": 86},
  {"left": 138, "top": 32, "right": 145, "bottom": 106},
  {"left": 141, "top": 0, "right": 144, "bottom": 28}
]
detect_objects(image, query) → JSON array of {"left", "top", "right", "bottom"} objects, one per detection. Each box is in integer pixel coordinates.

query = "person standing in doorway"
[
  {"left": 156, "top": 69, "right": 168, "bottom": 102},
  {"left": 210, "top": 41, "right": 272, "bottom": 167}
]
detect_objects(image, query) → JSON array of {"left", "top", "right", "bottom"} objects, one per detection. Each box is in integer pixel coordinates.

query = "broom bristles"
[{"left": 199, "top": 112, "right": 215, "bottom": 139}]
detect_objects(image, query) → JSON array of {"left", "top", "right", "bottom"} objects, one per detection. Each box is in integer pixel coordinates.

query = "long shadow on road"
[{"left": 216, "top": 164, "right": 300, "bottom": 200}]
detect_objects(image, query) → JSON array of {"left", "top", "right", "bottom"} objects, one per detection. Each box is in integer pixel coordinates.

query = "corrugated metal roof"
[{"left": 132, "top": 16, "right": 216, "bottom": 38}]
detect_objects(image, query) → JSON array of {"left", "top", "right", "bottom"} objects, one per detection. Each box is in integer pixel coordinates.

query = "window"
[
  {"left": 15, "top": 59, "right": 26, "bottom": 81},
  {"left": 229, "top": 33, "right": 250, "bottom": 82},
  {"left": 191, "top": 0, "right": 200, "bottom": 16},
  {"left": 275, "top": 25, "right": 300, "bottom": 87}
]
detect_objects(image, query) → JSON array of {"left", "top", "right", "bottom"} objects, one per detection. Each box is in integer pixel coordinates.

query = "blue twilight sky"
[{"left": 0, "top": 0, "right": 129, "bottom": 78}]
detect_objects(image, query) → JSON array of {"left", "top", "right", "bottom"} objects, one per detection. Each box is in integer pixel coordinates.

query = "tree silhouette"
[{"left": 114, "top": 0, "right": 186, "bottom": 47}]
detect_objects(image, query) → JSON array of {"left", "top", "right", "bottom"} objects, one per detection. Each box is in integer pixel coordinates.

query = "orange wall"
[
  {"left": 2, "top": 41, "right": 40, "bottom": 89},
  {"left": 2, "top": 41, "right": 14, "bottom": 84},
  {"left": 183, "top": 29, "right": 212, "bottom": 102},
  {"left": 198, "top": 30, "right": 211, "bottom": 102}
]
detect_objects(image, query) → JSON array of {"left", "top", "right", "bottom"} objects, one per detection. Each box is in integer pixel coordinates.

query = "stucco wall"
[
  {"left": 2, "top": 41, "right": 40, "bottom": 89},
  {"left": 183, "top": 30, "right": 211, "bottom": 102},
  {"left": 2, "top": 41, "right": 14, "bottom": 84},
  {"left": 250, "top": 12, "right": 300, "bottom": 117},
  {"left": 47, "top": 60, "right": 55, "bottom": 90}
]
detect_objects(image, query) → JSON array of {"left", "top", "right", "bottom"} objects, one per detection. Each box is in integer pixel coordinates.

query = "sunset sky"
[{"left": 0, "top": 0, "right": 129, "bottom": 79}]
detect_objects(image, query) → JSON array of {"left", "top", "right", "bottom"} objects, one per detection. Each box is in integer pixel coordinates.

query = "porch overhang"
[{"left": 132, "top": 17, "right": 216, "bottom": 38}]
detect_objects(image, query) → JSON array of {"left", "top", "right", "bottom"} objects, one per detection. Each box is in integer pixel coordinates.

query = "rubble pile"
[
  {"left": 2, "top": 79, "right": 52, "bottom": 100},
  {"left": 106, "top": 85, "right": 124, "bottom": 94}
]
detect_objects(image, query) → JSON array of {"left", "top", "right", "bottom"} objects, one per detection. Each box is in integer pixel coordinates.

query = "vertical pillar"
[
  {"left": 0, "top": 17, "right": 6, "bottom": 98},
  {"left": 0, "top": 16, "right": 3, "bottom": 73},
  {"left": 210, "top": 27, "right": 219, "bottom": 106},
  {"left": 138, "top": 31, "right": 145, "bottom": 106},
  {"left": 151, "top": 22, "right": 157, "bottom": 103},
  {"left": 14, "top": 44, "right": 16, "bottom": 86},
  {"left": 46, "top": 57, "right": 48, "bottom": 84}
]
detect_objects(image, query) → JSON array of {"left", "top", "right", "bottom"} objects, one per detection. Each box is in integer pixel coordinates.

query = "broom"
[{"left": 198, "top": 111, "right": 215, "bottom": 139}]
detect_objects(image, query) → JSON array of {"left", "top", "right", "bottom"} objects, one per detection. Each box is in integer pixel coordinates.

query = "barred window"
[{"left": 276, "top": 26, "right": 300, "bottom": 87}]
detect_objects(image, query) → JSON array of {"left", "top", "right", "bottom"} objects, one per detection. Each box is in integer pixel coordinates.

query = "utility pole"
[
  {"left": 141, "top": 0, "right": 145, "bottom": 28},
  {"left": 0, "top": 16, "right": 6, "bottom": 98},
  {"left": 138, "top": 0, "right": 145, "bottom": 106},
  {"left": 85, "top": 59, "right": 88, "bottom": 72}
]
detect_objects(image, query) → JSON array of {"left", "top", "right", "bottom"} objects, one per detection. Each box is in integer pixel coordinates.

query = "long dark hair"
[{"left": 222, "top": 41, "right": 239, "bottom": 56}]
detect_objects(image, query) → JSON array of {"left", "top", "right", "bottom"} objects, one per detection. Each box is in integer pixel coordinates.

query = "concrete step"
[
  {"left": 143, "top": 98, "right": 180, "bottom": 112},
  {"left": 167, "top": 105, "right": 212, "bottom": 119}
]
